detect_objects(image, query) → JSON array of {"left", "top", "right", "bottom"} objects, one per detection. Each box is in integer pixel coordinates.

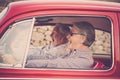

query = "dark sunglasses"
[
  {"left": 70, "top": 33, "right": 79, "bottom": 36},
  {"left": 70, "top": 32, "right": 86, "bottom": 36}
]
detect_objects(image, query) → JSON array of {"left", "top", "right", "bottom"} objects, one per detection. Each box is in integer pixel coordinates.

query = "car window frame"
[{"left": 0, "top": 10, "right": 118, "bottom": 77}]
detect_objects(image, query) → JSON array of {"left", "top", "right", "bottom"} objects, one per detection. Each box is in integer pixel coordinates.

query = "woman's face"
[{"left": 50, "top": 27, "right": 63, "bottom": 46}]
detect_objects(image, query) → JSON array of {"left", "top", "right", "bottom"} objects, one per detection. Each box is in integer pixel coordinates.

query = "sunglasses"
[
  {"left": 70, "top": 33, "right": 80, "bottom": 36},
  {"left": 70, "top": 32, "right": 86, "bottom": 36}
]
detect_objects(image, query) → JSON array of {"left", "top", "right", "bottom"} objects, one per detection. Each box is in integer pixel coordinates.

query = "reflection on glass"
[{"left": 0, "top": 19, "right": 34, "bottom": 68}]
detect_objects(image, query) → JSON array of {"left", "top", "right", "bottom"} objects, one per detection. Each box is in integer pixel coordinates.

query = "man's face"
[{"left": 68, "top": 26, "right": 86, "bottom": 47}]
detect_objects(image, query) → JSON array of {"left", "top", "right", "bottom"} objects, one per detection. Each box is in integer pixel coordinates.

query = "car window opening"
[{"left": 25, "top": 16, "right": 112, "bottom": 70}]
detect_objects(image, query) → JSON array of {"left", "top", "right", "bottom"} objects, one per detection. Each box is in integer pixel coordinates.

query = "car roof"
[
  {"left": 9, "top": 0, "right": 120, "bottom": 12},
  {"left": 2, "top": 0, "right": 119, "bottom": 23}
]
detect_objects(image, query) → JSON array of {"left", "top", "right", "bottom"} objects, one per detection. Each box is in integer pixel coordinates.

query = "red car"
[{"left": 0, "top": 0, "right": 120, "bottom": 79}]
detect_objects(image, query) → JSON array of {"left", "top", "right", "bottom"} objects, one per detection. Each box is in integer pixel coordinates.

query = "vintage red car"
[{"left": 0, "top": 0, "right": 120, "bottom": 79}]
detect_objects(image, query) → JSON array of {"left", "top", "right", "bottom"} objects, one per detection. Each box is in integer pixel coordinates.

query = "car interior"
[{"left": 28, "top": 16, "right": 112, "bottom": 69}]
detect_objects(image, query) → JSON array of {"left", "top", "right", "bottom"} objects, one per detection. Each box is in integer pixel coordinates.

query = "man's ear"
[
  {"left": 67, "top": 34, "right": 71, "bottom": 40},
  {"left": 80, "top": 36, "right": 86, "bottom": 44}
]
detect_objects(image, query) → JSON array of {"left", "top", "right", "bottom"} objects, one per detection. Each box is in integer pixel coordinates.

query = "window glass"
[
  {"left": 25, "top": 16, "right": 112, "bottom": 70},
  {"left": 0, "top": 18, "right": 34, "bottom": 68}
]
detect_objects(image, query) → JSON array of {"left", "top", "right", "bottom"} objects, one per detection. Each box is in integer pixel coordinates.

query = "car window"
[
  {"left": 25, "top": 16, "right": 112, "bottom": 70},
  {"left": 0, "top": 18, "right": 35, "bottom": 68}
]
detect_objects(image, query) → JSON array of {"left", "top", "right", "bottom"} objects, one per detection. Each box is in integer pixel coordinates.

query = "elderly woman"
[
  {"left": 26, "top": 23, "right": 71, "bottom": 62},
  {"left": 26, "top": 21, "right": 95, "bottom": 69}
]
